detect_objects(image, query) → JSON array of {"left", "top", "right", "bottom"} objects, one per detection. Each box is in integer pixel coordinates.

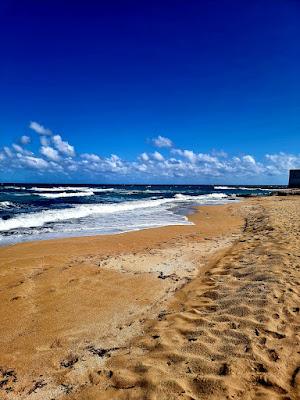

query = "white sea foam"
[
  {"left": 0, "top": 201, "right": 14, "bottom": 209},
  {"left": 2, "top": 186, "right": 26, "bottom": 190},
  {"left": 239, "top": 187, "right": 273, "bottom": 192},
  {"left": 111, "top": 189, "right": 168, "bottom": 195},
  {"left": 30, "top": 186, "right": 114, "bottom": 193},
  {"left": 37, "top": 191, "right": 95, "bottom": 198},
  {"left": 174, "top": 193, "right": 227, "bottom": 201},
  {"left": 92, "top": 188, "right": 115, "bottom": 192},
  {"left": 215, "top": 186, "right": 271, "bottom": 191},
  {"left": 0, "top": 193, "right": 231, "bottom": 232},
  {"left": 237, "top": 187, "right": 258, "bottom": 190},
  {"left": 30, "top": 186, "right": 90, "bottom": 192},
  {"left": 0, "top": 199, "right": 175, "bottom": 231},
  {"left": 214, "top": 186, "right": 236, "bottom": 190}
]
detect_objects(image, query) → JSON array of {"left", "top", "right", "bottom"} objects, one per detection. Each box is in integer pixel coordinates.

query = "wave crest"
[
  {"left": 30, "top": 186, "right": 114, "bottom": 193},
  {"left": 37, "top": 191, "right": 95, "bottom": 199},
  {"left": 0, "top": 201, "right": 14, "bottom": 209},
  {"left": 0, "top": 193, "right": 232, "bottom": 232}
]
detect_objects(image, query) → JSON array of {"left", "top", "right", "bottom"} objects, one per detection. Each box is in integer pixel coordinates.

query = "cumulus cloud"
[
  {"left": 17, "top": 154, "right": 49, "bottom": 169},
  {"left": 265, "top": 152, "right": 300, "bottom": 171},
  {"left": 29, "top": 121, "right": 52, "bottom": 136},
  {"left": 153, "top": 135, "right": 173, "bottom": 148},
  {"left": 152, "top": 151, "right": 164, "bottom": 161},
  {"left": 80, "top": 153, "right": 127, "bottom": 175},
  {"left": 20, "top": 135, "right": 31, "bottom": 145},
  {"left": 243, "top": 155, "right": 256, "bottom": 165},
  {"left": 81, "top": 153, "right": 101, "bottom": 162},
  {"left": 172, "top": 149, "right": 198, "bottom": 163},
  {"left": 172, "top": 149, "right": 217, "bottom": 164},
  {"left": 198, "top": 153, "right": 218, "bottom": 163},
  {"left": 139, "top": 152, "right": 150, "bottom": 162},
  {"left": 52, "top": 134, "right": 75, "bottom": 157},
  {"left": 40, "top": 146, "right": 61, "bottom": 162},
  {"left": 1, "top": 121, "right": 299, "bottom": 183}
]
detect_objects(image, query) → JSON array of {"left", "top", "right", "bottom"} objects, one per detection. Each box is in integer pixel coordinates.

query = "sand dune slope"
[{"left": 72, "top": 198, "right": 300, "bottom": 400}]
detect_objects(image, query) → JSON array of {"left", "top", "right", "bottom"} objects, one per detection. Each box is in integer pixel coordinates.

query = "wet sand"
[{"left": 0, "top": 197, "right": 299, "bottom": 399}]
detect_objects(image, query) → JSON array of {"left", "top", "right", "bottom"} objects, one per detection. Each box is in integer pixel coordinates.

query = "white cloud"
[
  {"left": 20, "top": 135, "right": 31, "bottom": 145},
  {"left": 78, "top": 152, "right": 127, "bottom": 175},
  {"left": 172, "top": 149, "right": 217, "bottom": 164},
  {"left": 40, "top": 146, "right": 61, "bottom": 162},
  {"left": 265, "top": 152, "right": 300, "bottom": 171},
  {"left": 29, "top": 121, "right": 52, "bottom": 136},
  {"left": 172, "top": 149, "right": 198, "bottom": 163},
  {"left": 152, "top": 151, "right": 164, "bottom": 161},
  {"left": 136, "top": 163, "right": 148, "bottom": 172},
  {"left": 3, "top": 147, "right": 13, "bottom": 157},
  {"left": 243, "top": 155, "right": 256, "bottom": 165},
  {"left": 40, "top": 136, "right": 49, "bottom": 146},
  {"left": 81, "top": 153, "right": 101, "bottom": 162},
  {"left": 153, "top": 135, "right": 173, "bottom": 148},
  {"left": 11, "top": 143, "right": 32, "bottom": 156},
  {"left": 106, "top": 154, "right": 126, "bottom": 171},
  {"left": 12, "top": 144, "right": 24, "bottom": 153},
  {"left": 17, "top": 154, "right": 49, "bottom": 169},
  {"left": 1, "top": 120, "right": 299, "bottom": 183},
  {"left": 198, "top": 153, "right": 218, "bottom": 163},
  {"left": 52, "top": 134, "right": 75, "bottom": 157},
  {"left": 139, "top": 152, "right": 150, "bottom": 162},
  {"left": 183, "top": 150, "right": 198, "bottom": 163}
]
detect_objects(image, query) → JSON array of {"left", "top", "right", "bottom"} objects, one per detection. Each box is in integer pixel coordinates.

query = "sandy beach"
[{"left": 0, "top": 196, "right": 299, "bottom": 399}]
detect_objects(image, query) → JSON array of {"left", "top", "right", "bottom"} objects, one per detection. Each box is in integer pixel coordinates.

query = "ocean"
[{"left": 0, "top": 184, "right": 281, "bottom": 245}]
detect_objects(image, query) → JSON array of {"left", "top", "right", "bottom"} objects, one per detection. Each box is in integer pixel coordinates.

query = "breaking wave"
[
  {"left": 30, "top": 186, "right": 114, "bottom": 193},
  {"left": 214, "top": 186, "right": 236, "bottom": 190},
  {"left": 37, "top": 191, "right": 95, "bottom": 199},
  {"left": 0, "top": 201, "right": 14, "bottom": 209},
  {"left": 0, "top": 194, "right": 230, "bottom": 232},
  {"left": 174, "top": 193, "right": 227, "bottom": 201}
]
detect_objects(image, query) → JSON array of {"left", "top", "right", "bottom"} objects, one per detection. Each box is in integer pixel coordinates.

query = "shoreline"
[
  {"left": 0, "top": 201, "right": 234, "bottom": 250},
  {"left": 2, "top": 187, "right": 299, "bottom": 249},
  {"left": 0, "top": 199, "right": 232, "bottom": 248},
  {"left": 0, "top": 196, "right": 299, "bottom": 399}
]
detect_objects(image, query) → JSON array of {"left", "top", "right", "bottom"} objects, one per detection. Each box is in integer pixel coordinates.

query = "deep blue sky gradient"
[{"left": 0, "top": 0, "right": 299, "bottom": 182}]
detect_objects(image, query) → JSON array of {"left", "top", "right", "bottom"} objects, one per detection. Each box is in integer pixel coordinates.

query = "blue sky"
[{"left": 0, "top": 0, "right": 299, "bottom": 184}]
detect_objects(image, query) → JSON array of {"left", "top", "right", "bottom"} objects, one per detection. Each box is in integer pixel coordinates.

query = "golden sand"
[{"left": 0, "top": 197, "right": 299, "bottom": 399}]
